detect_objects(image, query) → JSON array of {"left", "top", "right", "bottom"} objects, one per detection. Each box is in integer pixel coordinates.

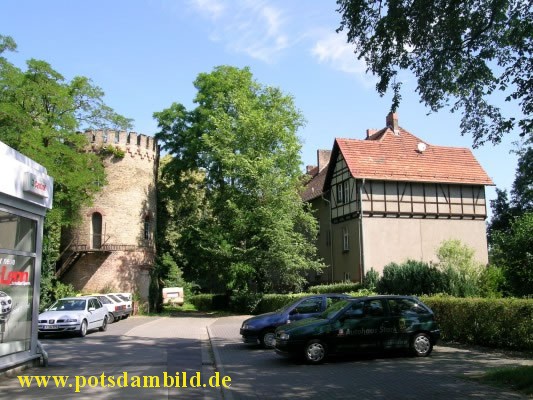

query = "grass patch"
[{"left": 474, "top": 365, "right": 533, "bottom": 396}]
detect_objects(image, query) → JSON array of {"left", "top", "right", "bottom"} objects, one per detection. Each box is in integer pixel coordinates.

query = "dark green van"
[{"left": 274, "top": 295, "right": 440, "bottom": 364}]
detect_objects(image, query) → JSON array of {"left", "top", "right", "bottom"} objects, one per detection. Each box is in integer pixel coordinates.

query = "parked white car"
[
  {"left": 0, "top": 291, "right": 13, "bottom": 320},
  {"left": 94, "top": 294, "right": 126, "bottom": 323},
  {"left": 38, "top": 296, "right": 108, "bottom": 337},
  {"left": 107, "top": 293, "right": 132, "bottom": 319}
]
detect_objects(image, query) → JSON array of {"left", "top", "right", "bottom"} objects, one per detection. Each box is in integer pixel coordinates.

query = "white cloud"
[
  {"left": 187, "top": 0, "right": 291, "bottom": 62},
  {"left": 311, "top": 33, "right": 368, "bottom": 77},
  {"left": 188, "top": 0, "right": 225, "bottom": 20}
]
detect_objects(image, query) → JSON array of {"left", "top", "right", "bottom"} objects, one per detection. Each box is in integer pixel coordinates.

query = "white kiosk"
[{"left": 0, "top": 140, "right": 53, "bottom": 371}]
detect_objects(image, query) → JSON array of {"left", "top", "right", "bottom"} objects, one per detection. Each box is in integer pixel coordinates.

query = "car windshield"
[
  {"left": 276, "top": 299, "right": 300, "bottom": 313},
  {"left": 49, "top": 299, "right": 86, "bottom": 311},
  {"left": 318, "top": 299, "right": 352, "bottom": 320}
]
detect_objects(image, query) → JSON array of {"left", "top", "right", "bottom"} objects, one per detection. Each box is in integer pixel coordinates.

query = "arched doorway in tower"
[{"left": 91, "top": 212, "right": 103, "bottom": 249}]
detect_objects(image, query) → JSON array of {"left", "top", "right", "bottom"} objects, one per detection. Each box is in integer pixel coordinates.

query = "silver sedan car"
[{"left": 38, "top": 296, "right": 108, "bottom": 337}]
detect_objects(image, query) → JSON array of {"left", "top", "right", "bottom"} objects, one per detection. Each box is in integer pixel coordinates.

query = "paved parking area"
[
  {"left": 0, "top": 316, "right": 222, "bottom": 400},
  {"left": 208, "top": 315, "right": 532, "bottom": 400},
  {"left": 0, "top": 315, "right": 531, "bottom": 400}
]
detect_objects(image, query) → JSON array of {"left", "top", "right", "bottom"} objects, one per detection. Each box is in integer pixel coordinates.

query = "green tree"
[
  {"left": 491, "top": 212, "right": 533, "bottom": 297},
  {"left": 154, "top": 65, "right": 322, "bottom": 294},
  {"left": 489, "top": 145, "right": 532, "bottom": 238},
  {"left": 0, "top": 35, "right": 132, "bottom": 305},
  {"left": 336, "top": 0, "right": 532, "bottom": 147}
]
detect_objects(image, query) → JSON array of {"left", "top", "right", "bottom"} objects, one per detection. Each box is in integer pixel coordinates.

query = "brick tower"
[{"left": 58, "top": 130, "right": 158, "bottom": 304}]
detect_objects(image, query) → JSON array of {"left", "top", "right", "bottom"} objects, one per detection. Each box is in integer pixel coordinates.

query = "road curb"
[{"left": 206, "top": 325, "right": 235, "bottom": 400}]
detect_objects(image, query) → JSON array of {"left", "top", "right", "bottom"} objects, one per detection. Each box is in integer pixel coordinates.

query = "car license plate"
[{"left": 45, "top": 325, "right": 58, "bottom": 329}]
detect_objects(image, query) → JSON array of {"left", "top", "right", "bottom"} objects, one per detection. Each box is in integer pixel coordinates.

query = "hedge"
[
  {"left": 189, "top": 289, "right": 375, "bottom": 314},
  {"left": 307, "top": 282, "right": 362, "bottom": 294},
  {"left": 191, "top": 292, "right": 533, "bottom": 351},
  {"left": 421, "top": 296, "right": 533, "bottom": 351}
]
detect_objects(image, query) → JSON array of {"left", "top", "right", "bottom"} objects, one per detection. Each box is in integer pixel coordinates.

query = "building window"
[
  {"left": 343, "top": 180, "right": 350, "bottom": 202},
  {"left": 91, "top": 212, "right": 103, "bottom": 249},
  {"left": 343, "top": 272, "right": 351, "bottom": 281},
  {"left": 143, "top": 216, "right": 152, "bottom": 241},
  {"left": 114, "top": 132, "right": 120, "bottom": 144},
  {"left": 337, "top": 183, "right": 344, "bottom": 204},
  {"left": 337, "top": 180, "right": 350, "bottom": 204},
  {"left": 342, "top": 227, "right": 349, "bottom": 252}
]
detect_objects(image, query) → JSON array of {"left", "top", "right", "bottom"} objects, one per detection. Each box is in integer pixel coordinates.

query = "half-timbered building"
[{"left": 304, "top": 113, "right": 493, "bottom": 283}]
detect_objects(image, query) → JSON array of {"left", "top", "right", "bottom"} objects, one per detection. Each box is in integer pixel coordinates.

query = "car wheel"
[
  {"left": 79, "top": 320, "right": 88, "bottom": 337},
  {"left": 260, "top": 330, "right": 276, "bottom": 348},
  {"left": 99, "top": 316, "right": 108, "bottom": 332},
  {"left": 411, "top": 332, "right": 433, "bottom": 357},
  {"left": 108, "top": 312, "right": 115, "bottom": 324},
  {"left": 304, "top": 339, "right": 327, "bottom": 364}
]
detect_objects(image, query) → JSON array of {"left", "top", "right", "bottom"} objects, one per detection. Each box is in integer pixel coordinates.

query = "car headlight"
[
  {"left": 279, "top": 332, "right": 290, "bottom": 340},
  {"left": 65, "top": 318, "right": 78, "bottom": 323},
  {"left": 242, "top": 323, "right": 250, "bottom": 330}
]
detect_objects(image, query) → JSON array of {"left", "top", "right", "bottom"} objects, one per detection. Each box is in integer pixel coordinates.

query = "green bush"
[
  {"left": 346, "top": 289, "right": 378, "bottom": 297},
  {"left": 254, "top": 293, "right": 310, "bottom": 314},
  {"left": 436, "top": 239, "right": 483, "bottom": 297},
  {"left": 422, "top": 296, "right": 533, "bottom": 351},
  {"left": 377, "top": 260, "right": 446, "bottom": 295},
  {"left": 478, "top": 265, "right": 506, "bottom": 298},
  {"left": 230, "top": 291, "right": 262, "bottom": 314},
  {"left": 363, "top": 268, "right": 380, "bottom": 291},
  {"left": 188, "top": 294, "right": 217, "bottom": 311},
  {"left": 308, "top": 282, "right": 361, "bottom": 294}
]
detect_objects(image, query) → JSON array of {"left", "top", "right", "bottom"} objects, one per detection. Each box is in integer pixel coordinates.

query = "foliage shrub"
[
  {"left": 229, "top": 291, "right": 262, "bottom": 314},
  {"left": 363, "top": 268, "right": 380, "bottom": 291},
  {"left": 308, "top": 282, "right": 361, "bottom": 294},
  {"left": 377, "top": 260, "right": 446, "bottom": 295},
  {"left": 490, "top": 212, "right": 533, "bottom": 297},
  {"left": 254, "top": 293, "right": 310, "bottom": 314},
  {"left": 189, "top": 294, "right": 218, "bottom": 311},
  {"left": 436, "top": 239, "right": 483, "bottom": 297},
  {"left": 477, "top": 265, "right": 506, "bottom": 298},
  {"left": 422, "top": 296, "right": 533, "bottom": 351}
]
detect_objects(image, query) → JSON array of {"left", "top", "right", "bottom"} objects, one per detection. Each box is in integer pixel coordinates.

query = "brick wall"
[{"left": 61, "top": 131, "right": 158, "bottom": 303}]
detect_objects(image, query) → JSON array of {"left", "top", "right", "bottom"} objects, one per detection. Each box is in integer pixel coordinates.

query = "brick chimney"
[
  {"left": 366, "top": 129, "right": 378, "bottom": 139},
  {"left": 386, "top": 112, "right": 399, "bottom": 135},
  {"left": 317, "top": 150, "right": 331, "bottom": 172},
  {"left": 306, "top": 165, "right": 316, "bottom": 175}
]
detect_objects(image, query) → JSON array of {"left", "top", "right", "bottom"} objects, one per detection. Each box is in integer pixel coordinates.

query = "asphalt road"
[
  {"left": 0, "top": 315, "right": 531, "bottom": 400},
  {"left": 209, "top": 316, "right": 532, "bottom": 400}
]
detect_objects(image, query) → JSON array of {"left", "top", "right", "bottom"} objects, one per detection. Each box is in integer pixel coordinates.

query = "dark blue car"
[{"left": 240, "top": 294, "right": 349, "bottom": 348}]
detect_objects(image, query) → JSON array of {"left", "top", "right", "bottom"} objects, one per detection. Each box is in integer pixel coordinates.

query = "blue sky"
[{"left": 0, "top": 0, "right": 525, "bottom": 216}]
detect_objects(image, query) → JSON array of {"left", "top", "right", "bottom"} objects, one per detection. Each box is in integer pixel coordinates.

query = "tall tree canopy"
[
  {"left": 0, "top": 35, "right": 132, "bottom": 305},
  {"left": 488, "top": 145, "right": 532, "bottom": 296},
  {"left": 154, "top": 66, "right": 322, "bottom": 294},
  {"left": 0, "top": 35, "right": 132, "bottom": 225},
  {"left": 336, "top": 0, "right": 532, "bottom": 147}
]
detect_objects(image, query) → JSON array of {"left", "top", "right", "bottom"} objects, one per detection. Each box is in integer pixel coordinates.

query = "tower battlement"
[{"left": 83, "top": 130, "right": 158, "bottom": 160}]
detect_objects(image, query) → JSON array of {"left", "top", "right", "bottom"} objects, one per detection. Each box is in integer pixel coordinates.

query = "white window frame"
[
  {"left": 342, "top": 227, "right": 349, "bottom": 251},
  {"left": 337, "top": 183, "right": 344, "bottom": 204}
]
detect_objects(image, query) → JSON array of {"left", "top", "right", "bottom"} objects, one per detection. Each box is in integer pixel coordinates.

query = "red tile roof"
[
  {"left": 301, "top": 166, "right": 328, "bottom": 202},
  {"left": 336, "top": 128, "right": 493, "bottom": 185}
]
